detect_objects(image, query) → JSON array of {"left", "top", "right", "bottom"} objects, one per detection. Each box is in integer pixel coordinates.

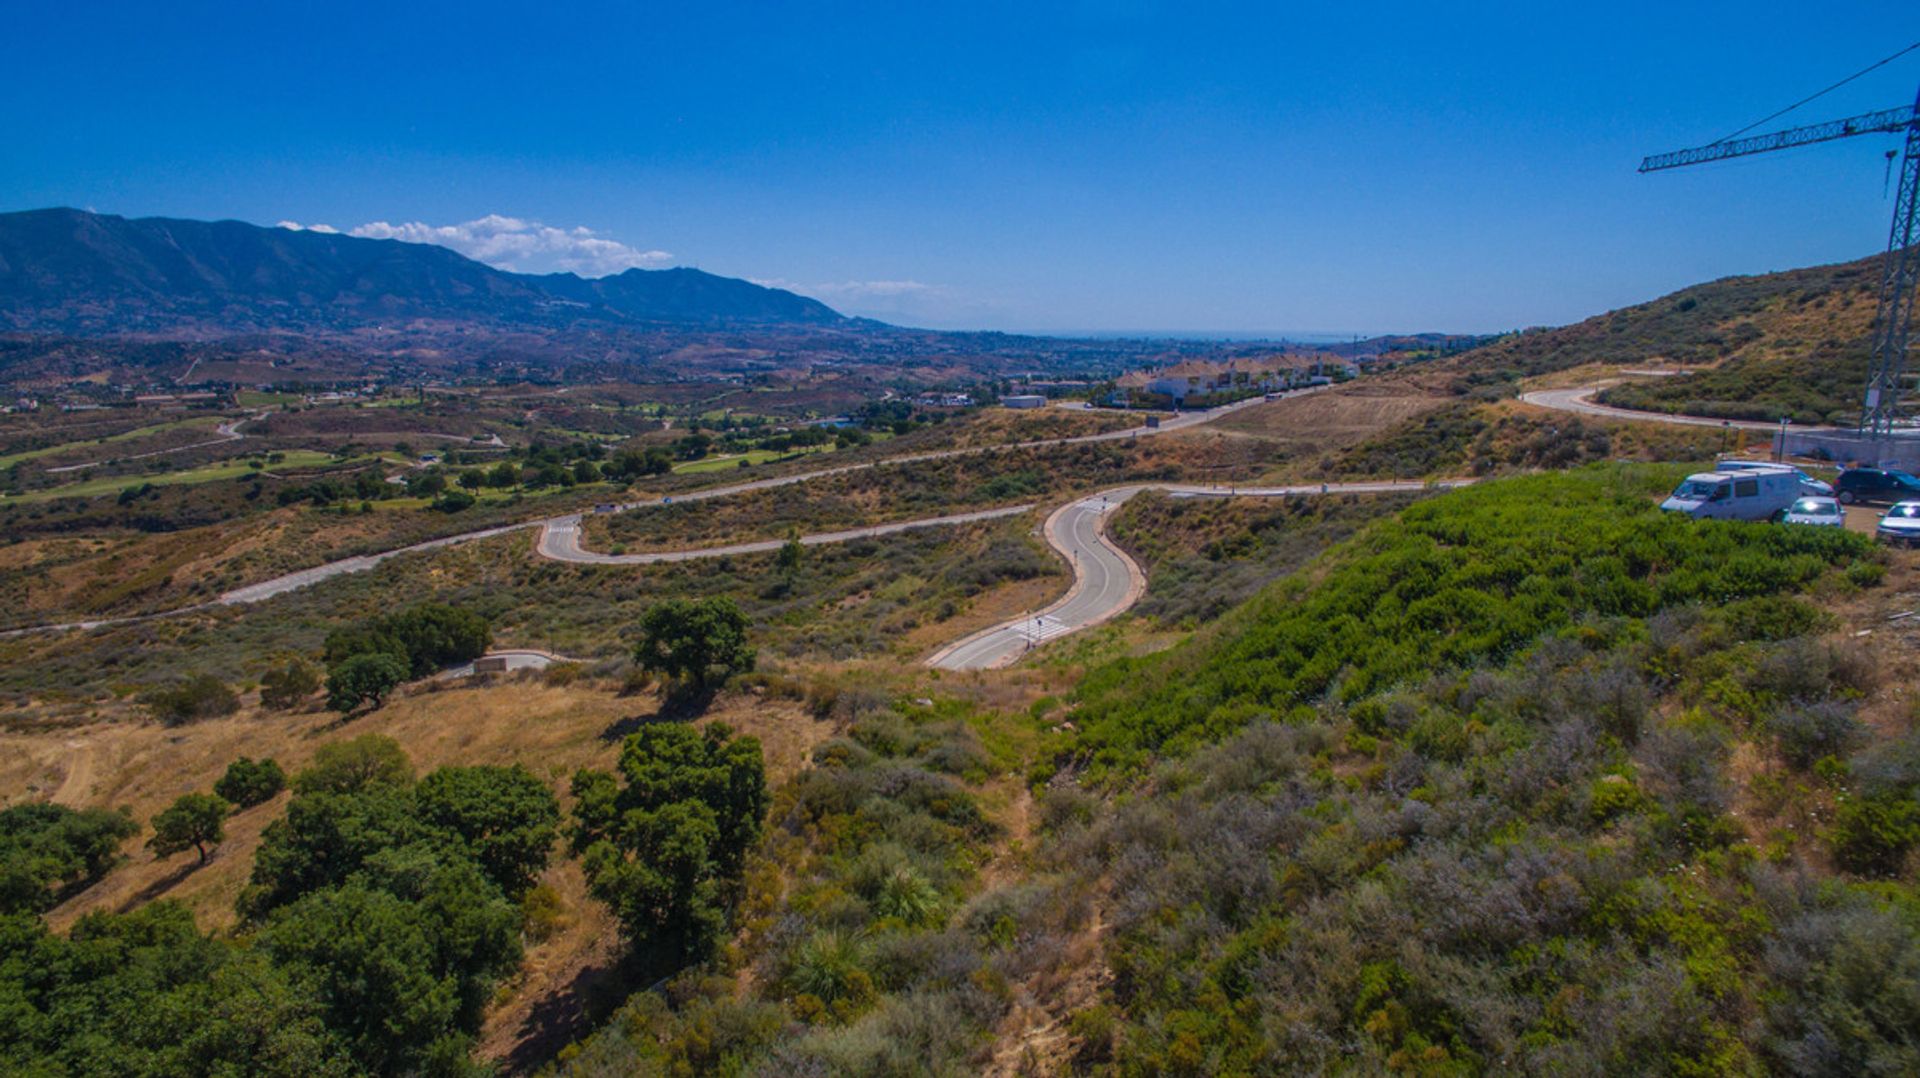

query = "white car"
[
  {"left": 1782, "top": 496, "right": 1845, "bottom": 528},
  {"left": 1876, "top": 501, "right": 1920, "bottom": 547}
]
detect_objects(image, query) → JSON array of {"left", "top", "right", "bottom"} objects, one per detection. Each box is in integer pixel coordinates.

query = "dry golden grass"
[
  {"left": 1212, "top": 380, "right": 1453, "bottom": 453},
  {"left": 4, "top": 668, "right": 838, "bottom": 1072},
  {"left": 8, "top": 674, "right": 831, "bottom": 930}
]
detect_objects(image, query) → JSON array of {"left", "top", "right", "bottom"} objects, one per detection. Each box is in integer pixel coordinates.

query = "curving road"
[
  {"left": 0, "top": 390, "right": 1318, "bottom": 642},
  {"left": 1518, "top": 385, "right": 1834, "bottom": 432},
  {"left": 926, "top": 479, "right": 1466, "bottom": 671},
  {"left": 537, "top": 504, "right": 1037, "bottom": 564},
  {"left": 43, "top": 412, "right": 262, "bottom": 474}
]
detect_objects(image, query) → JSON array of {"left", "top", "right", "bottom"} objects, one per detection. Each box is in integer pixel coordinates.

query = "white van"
[
  {"left": 1714, "top": 460, "right": 1833, "bottom": 496},
  {"left": 1661, "top": 470, "right": 1802, "bottom": 521}
]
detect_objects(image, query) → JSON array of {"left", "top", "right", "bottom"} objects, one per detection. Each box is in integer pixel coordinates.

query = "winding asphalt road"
[
  {"left": 0, "top": 389, "right": 1325, "bottom": 649},
  {"left": 925, "top": 480, "right": 1466, "bottom": 671},
  {"left": 43, "top": 413, "right": 262, "bottom": 474},
  {"left": 1518, "top": 385, "right": 1834, "bottom": 433},
  {"left": 537, "top": 504, "right": 1037, "bottom": 564}
]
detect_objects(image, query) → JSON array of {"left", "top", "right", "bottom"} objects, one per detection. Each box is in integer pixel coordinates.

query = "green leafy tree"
[
  {"left": 634, "top": 597, "right": 756, "bottom": 690},
  {"left": 294, "top": 735, "right": 414, "bottom": 795},
  {"left": 0, "top": 803, "right": 139, "bottom": 914},
  {"left": 259, "top": 660, "right": 321, "bottom": 711},
  {"left": 381, "top": 604, "right": 491, "bottom": 676},
  {"left": 322, "top": 624, "right": 406, "bottom": 669},
  {"left": 148, "top": 793, "right": 231, "bottom": 864},
  {"left": 457, "top": 468, "right": 485, "bottom": 490},
  {"left": 214, "top": 756, "right": 288, "bottom": 808},
  {"left": 244, "top": 785, "right": 425, "bottom": 918},
  {"left": 258, "top": 867, "right": 521, "bottom": 1075},
  {"left": 323, "top": 603, "right": 490, "bottom": 679},
  {"left": 570, "top": 723, "right": 767, "bottom": 964},
  {"left": 414, "top": 765, "right": 560, "bottom": 899},
  {"left": 0, "top": 902, "right": 358, "bottom": 1077},
  {"left": 326, "top": 652, "right": 408, "bottom": 713},
  {"left": 487, "top": 460, "right": 519, "bottom": 489}
]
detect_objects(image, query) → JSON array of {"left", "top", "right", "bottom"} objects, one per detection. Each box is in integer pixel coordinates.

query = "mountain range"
[{"left": 0, "top": 207, "right": 844, "bottom": 334}]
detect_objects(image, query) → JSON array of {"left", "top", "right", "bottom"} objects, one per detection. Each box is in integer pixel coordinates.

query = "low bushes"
[
  {"left": 138, "top": 673, "right": 239, "bottom": 726},
  {"left": 1067, "top": 467, "right": 1873, "bottom": 773}
]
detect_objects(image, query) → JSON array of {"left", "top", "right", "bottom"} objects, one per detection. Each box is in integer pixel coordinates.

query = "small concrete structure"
[
  {"left": 1779, "top": 429, "right": 1920, "bottom": 470},
  {"left": 1000, "top": 394, "right": 1047, "bottom": 409}
]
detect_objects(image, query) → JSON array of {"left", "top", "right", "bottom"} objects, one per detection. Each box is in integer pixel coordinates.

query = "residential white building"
[{"left": 1118, "top": 355, "right": 1329, "bottom": 405}]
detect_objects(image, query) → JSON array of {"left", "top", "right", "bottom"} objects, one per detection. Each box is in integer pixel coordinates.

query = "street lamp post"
[{"left": 1776, "top": 417, "right": 1790, "bottom": 463}]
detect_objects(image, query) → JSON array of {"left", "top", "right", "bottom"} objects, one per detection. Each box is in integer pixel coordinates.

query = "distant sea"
[{"left": 1020, "top": 329, "right": 1384, "bottom": 343}]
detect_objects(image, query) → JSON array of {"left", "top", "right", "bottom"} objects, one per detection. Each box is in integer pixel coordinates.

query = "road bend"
[
  {"left": 536, "top": 504, "right": 1036, "bottom": 565},
  {"left": 926, "top": 479, "right": 1468, "bottom": 671},
  {"left": 1517, "top": 385, "right": 1833, "bottom": 432},
  {"left": 0, "top": 390, "right": 1311, "bottom": 639}
]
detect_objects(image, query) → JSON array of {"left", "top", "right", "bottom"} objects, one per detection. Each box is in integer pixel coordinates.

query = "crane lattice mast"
[{"left": 1640, "top": 84, "right": 1920, "bottom": 437}]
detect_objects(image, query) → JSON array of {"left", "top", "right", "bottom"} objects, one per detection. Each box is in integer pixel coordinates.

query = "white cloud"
[
  {"left": 277, "top": 220, "right": 338, "bottom": 233},
  {"left": 282, "top": 214, "right": 671, "bottom": 277}
]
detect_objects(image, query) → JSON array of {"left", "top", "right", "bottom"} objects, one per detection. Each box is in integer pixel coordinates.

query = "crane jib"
[
  {"left": 1638, "top": 79, "right": 1920, "bottom": 437},
  {"left": 1638, "top": 104, "right": 1919, "bottom": 172}
]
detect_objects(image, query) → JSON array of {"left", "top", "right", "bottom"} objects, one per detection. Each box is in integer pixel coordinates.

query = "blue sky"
[{"left": 2, "top": 2, "right": 1916, "bottom": 333}]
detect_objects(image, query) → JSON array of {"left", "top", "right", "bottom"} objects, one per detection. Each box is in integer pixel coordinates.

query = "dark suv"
[{"left": 1835, "top": 467, "right": 1920, "bottom": 505}]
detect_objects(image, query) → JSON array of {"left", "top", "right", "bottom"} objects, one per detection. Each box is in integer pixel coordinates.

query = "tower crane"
[{"left": 1641, "top": 73, "right": 1920, "bottom": 437}]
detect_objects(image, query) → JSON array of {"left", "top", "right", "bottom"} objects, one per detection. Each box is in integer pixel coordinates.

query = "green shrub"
[
  {"left": 1768, "top": 702, "right": 1865, "bottom": 770},
  {"left": 1069, "top": 468, "right": 1870, "bottom": 773},
  {"left": 257, "top": 660, "right": 320, "bottom": 711},
  {"left": 213, "top": 756, "right": 287, "bottom": 808},
  {"left": 139, "top": 673, "right": 240, "bottom": 726},
  {"left": 1830, "top": 794, "right": 1920, "bottom": 877}
]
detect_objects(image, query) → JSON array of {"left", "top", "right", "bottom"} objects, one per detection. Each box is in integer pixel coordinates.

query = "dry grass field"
[
  {"left": 0, "top": 669, "right": 840, "bottom": 1072},
  {"left": 1210, "top": 378, "right": 1455, "bottom": 454}
]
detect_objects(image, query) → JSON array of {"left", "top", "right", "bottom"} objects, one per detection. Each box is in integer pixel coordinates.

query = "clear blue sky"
[{"left": 2, "top": 2, "right": 1916, "bottom": 333}]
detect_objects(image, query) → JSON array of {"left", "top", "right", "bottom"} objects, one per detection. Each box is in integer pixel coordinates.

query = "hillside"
[
  {"left": 1442, "top": 255, "right": 1880, "bottom": 424},
  {"left": 0, "top": 208, "right": 843, "bottom": 333}
]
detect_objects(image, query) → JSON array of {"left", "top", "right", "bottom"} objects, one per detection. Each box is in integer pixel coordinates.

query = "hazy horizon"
[{"left": 3, "top": 3, "right": 1914, "bottom": 333}]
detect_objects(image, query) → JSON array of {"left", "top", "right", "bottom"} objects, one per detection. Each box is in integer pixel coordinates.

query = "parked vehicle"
[
  {"left": 1715, "top": 460, "right": 1833, "bottom": 496},
  {"left": 1877, "top": 501, "right": 1920, "bottom": 547},
  {"left": 1660, "top": 469, "right": 1801, "bottom": 521},
  {"left": 1835, "top": 467, "right": 1920, "bottom": 505},
  {"left": 1781, "top": 496, "right": 1844, "bottom": 528}
]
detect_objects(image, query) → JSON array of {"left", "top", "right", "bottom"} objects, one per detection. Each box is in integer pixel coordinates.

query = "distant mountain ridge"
[{"left": 0, "top": 207, "right": 843, "bottom": 333}]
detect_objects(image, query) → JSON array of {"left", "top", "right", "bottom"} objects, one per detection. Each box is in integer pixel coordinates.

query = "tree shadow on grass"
[
  {"left": 598, "top": 684, "right": 713, "bottom": 741},
  {"left": 116, "top": 856, "right": 204, "bottom": 913},
  {"left": 493, "top": 948, "right": 632, "bottom": 1074}
]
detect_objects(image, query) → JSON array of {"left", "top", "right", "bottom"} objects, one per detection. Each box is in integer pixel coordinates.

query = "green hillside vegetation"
[
  {"left": 1026, "top": 467, "right": 1917, "bottom": 1073},
  {"left": 1320, "top": 403, "right": 1726, "bottom": 481},
  {"left": 553, "top": 698, "right": 1014, "bottom": 1075},
  {"left": 1108, "top": 490, "right": 1428, "bottom": 627},
  {"left": 1442, "top": 256, "right": 1877, "bottom": 422},
  {"left": 1597, "top": 342, "right": 1869, "bottom": 425}
]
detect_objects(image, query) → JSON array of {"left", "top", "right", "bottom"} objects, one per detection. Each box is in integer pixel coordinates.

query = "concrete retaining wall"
[{"left": 1779, "top": 430, "right": 1920, "bottom": 470}]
